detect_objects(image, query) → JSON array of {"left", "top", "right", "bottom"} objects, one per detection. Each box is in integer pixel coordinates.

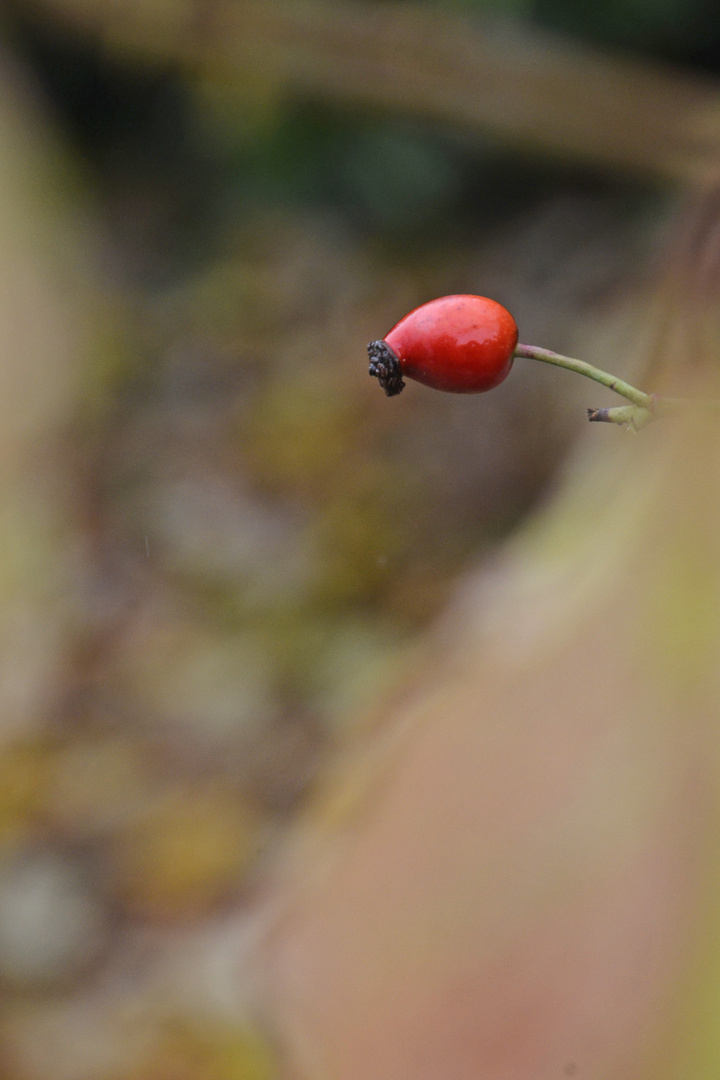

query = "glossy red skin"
[{"left": 384, "top": 294, "right": 517, "bottom": 393}]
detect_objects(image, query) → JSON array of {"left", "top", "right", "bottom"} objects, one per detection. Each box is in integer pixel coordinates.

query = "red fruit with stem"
[{"left": 368, "top": 294, "right": 518, "bottom": 396}]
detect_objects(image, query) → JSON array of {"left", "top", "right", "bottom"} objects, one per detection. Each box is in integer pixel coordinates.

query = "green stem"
[
  {"left": 512, "top": 343, "right": 720, "bottom": 428},
  {"left": 513, "top": 343, "right": 652, "bottom": 409}
]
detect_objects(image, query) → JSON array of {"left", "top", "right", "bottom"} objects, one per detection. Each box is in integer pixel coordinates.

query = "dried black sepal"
[{"left": 367, "top": 340, "right": 405, "bottom": 396}]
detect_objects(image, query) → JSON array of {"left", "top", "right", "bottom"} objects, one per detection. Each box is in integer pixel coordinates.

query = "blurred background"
[{"left": 2, "top": 1, "right": 720, "bottom": 1077}]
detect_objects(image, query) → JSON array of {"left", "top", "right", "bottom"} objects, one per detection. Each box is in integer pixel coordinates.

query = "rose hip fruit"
[{"left": 368, "top": 294, "right": 518, "bottom": 396}]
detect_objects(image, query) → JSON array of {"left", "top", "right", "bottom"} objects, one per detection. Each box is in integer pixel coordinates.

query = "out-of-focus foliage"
[
  {"left": 1, "top": 0, "right": 720, "bottom": 1078},
  {"left": 262, "top": 344, "right": 720, "bottom": 1080}
]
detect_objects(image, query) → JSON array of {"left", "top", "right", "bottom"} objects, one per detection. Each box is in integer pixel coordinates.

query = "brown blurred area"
[{"left": 2, "top": 1, "right": 720, "bottom": 1078}]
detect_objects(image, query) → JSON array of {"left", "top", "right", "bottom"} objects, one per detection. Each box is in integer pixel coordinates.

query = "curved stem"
[{"left": 513, "top": 343, "right": 652, "bottom": 409}]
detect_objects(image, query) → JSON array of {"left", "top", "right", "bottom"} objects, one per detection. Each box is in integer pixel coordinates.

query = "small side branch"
[{"left": 587, "top": 404, "right": 654, "bottom": 430}]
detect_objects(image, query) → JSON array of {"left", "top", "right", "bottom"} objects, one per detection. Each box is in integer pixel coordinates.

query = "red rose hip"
[{"left": 368, "top": 294, "right": 518, "bottom": 396}]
